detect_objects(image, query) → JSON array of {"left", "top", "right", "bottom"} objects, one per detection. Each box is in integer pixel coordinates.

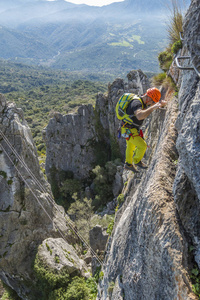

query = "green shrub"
[
  {"left": 51, "top": 277, "right": 91, "bottom": 300},
  {"left": 86, "top": 277, "right": 98, "bottom": 299},
  {"left": 46, "top": 242, "right": 52, "bottom": 255},
  {"left": 49, "top": 166, "right": 83, "bottom": 211},
  {"left": 34, "top": 252, "right": 97, "bottom": 300},
  {"left": 68, "top": 197, "right": 94, "bottom": 244},
  {"left": 156, "top": 0, "right": 185, "bottom": 79},
  {"left": 107, "top": 219, "right": 115, "bottom": 235},
  {"left": 0, "top": 170, "right": 7, "bottom": 179},
  {"left": 61, "top": 179, "right": 82, "bottom": 197},
  {"left": 1, "top": 284, "right": 21, "bottom": 300},
  {"left": 94, "top": 266, "right": 104, "bottom": 283},
  {"left": 189, "top": 245, "right": 200, "bottom": 298},
  {"left": 171, "top": 39, "right": 182, "bottom": 54},
  {"left": 191, "top": 267, "right": 200, "bottom": 298},
  {"left": 92, "top": 160, "right": 119, "bottom": 208},
  {"left": 91, "top": 214, "right": 114, "bottom": 229},
  {"left": 162, "top": 76, "right": 177, "bottom": 91},
  {"left": 117, "top": 194, "right": 124, "bottom": 205},
  {"left": 158, "top": 51, "right": 173, "bottom": 72},
  {"left": 109, "top": 135, "right": 122, "bottom": 161},
  {"left": 33, "top": 253, "right": 70, "bottom": 299}
]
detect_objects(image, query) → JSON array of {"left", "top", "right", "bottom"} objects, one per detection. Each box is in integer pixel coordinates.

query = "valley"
[{"left": 0, "top": 0, "right": 174, "bottom": 75}]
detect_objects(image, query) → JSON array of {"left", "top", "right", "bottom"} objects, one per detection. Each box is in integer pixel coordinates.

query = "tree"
[{"left": 68, "top": 195, "right": 94, "bottom": 244}]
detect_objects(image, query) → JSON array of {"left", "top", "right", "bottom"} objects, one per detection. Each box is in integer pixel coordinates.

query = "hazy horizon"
[{"left": 49, "top": 0, "right": 125, "bottom": 6}]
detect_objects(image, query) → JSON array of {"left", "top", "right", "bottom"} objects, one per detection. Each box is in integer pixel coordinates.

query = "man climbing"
[{"left": 116, "top": 88, "right": 167, "bottom": 172}]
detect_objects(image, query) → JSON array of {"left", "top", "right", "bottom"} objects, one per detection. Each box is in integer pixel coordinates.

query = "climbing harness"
[
  {"left": 118, "top": 120, "right": 144, "bottom": 140},
  {"left": 0, "top": 129, "right": 103, "bottom": 266},
  {"left": 122, "top": 128, "right": 143, "bottom": 141}
]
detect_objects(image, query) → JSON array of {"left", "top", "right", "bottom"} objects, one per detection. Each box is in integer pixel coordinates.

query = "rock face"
[
  {"left": 98, "top": 95, "right": 196, "bottom": 300},
  {"left": 44, "top": 105, "right": 97, "bottom": 180},
  {"left": 183, "top": 0, "right": 200, "bottom": 72},
  {"left": 173, "top": 0, "right": 200, "bottom": 269},
  {"left": 97, "top": 1, "right": 200, "bottom": 299},
  {"left": 43, "top": 70, "right": 150, "bottom": 183},
  {"left": 0, "top": 94, "right": 86, "bottom": 299}
]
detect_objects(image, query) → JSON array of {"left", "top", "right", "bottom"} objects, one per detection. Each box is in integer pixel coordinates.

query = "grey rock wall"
[
  {"left": 44, "top": 105, "right": 97, "bottom": 180},
  {"left": 172, "top": 0, "right": 200, "bottom": 270},
  {"left": 97, "top": 1, "right": 200, "bottom": 299},
  {"left": 183, "top": 0, "right": 200, "bottom": 72},
  {"left": 0, "top": 94, "right": 87, "bottom": 299}
]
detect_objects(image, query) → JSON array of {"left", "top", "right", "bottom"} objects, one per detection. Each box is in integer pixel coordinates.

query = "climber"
[{"left": 116, "top": 88, "right": 167, "bottom": 172}]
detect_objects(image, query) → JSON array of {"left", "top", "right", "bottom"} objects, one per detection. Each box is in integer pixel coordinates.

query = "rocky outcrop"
[
  {"left": 0, "top": 94, "right": 87, "bottom": 299},
  {"left": 37, "top": 238, "right": 88, "bottom": 277},
  {"left": 89, "top": 225, "right": 109, "bottom": 253},
  {"left": 44, "top": 105, "right": 97, "bottom": 180}
]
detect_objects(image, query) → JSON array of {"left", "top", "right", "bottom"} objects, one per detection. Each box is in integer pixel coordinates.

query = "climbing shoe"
[
  {"left": 124, "top": 162, "right": 139, "bottom": 173},
  {"left": 136, "top": 161, "right": 148, "bottom": 169}
]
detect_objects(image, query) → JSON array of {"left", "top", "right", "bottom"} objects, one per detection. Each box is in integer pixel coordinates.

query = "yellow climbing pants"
[{"left": 121, "top": 127, "right": 147, "bottom": 165}]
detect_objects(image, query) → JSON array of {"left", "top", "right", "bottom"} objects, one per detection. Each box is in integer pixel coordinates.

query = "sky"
[{"left": 65, "top": 0, "right": 124, "bottom": 6}]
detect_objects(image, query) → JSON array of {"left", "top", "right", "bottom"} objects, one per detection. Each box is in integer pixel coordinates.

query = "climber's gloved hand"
[{"left": 160, "top": 100, "right": 167, "bottom": 107}]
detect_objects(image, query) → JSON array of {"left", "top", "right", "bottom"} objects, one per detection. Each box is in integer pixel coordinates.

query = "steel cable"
[{"left": 0, "top": 129, "right": 103, "bottom": 266}]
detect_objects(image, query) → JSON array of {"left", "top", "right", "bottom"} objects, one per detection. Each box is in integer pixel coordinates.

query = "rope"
[{"left": 0, "top": 129, "right": 103, "bottom": 266}]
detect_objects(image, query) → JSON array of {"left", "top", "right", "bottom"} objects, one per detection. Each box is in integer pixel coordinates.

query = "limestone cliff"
[
  {"left": 97, "top": 0, "right": 200, "bottom": 299},
  {"left": 0, "top": 94, "right": 88, "bottom": 299},
  {"left": 174, "top": 0, "right": 200, "bottom": 273}
]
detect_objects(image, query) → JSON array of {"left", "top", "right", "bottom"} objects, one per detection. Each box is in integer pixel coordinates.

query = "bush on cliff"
[
  {"left": 1, "top": 284, "right": 21, "bottom": 300},
  {"left": 33, "top": 254, "right": 97, "bottom": 300},
  {"left": 158, "top": 50, "right": 173, "bottom": 72},
  {"left": 68, "top": 196, "right": 94, "bottom": 243},
  {"left": 92, "top": 159, "right": 120, "bottom": 209}
]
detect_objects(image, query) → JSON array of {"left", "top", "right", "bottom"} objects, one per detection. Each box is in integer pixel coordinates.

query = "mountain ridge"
[{"left": 0, "top": 0, "right": 190, "bottom": 75}]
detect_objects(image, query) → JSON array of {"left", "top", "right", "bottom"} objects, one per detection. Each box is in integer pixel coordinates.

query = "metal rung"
[
  {"left": 175, "top": 56, "right": 194, "bottom": 70},
  {"left": 179, "top": 32, "right": 184, "bottom": 41},
  {"left": 174, "top": 56, "right": 200, "bottom": 77}
]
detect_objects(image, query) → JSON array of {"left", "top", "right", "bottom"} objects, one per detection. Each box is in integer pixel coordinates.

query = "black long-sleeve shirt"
[{"left": 125, "top": 98, "right": 146, "bottom": 130}]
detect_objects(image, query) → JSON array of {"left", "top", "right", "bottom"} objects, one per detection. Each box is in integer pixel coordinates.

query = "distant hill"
[{"left": 0, "top": 0, "right": 191, "bottom": 75}]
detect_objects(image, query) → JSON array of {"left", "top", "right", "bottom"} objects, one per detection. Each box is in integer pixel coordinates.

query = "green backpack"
[{"left": 115, "top": 93, "right": 144, "bottom": 125}]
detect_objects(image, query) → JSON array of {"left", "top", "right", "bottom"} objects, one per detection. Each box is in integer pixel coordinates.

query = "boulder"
[
  {"left": 37, "top": 238, "right": 88, "bottom": 277},
  {"left": 89, "top": 225, "right": 109, "bottom": 253}
]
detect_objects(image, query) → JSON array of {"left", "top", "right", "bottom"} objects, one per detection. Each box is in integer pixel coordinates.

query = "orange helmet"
[{"left": 146, "top": 88, "right": 161, "bottom": 103}]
